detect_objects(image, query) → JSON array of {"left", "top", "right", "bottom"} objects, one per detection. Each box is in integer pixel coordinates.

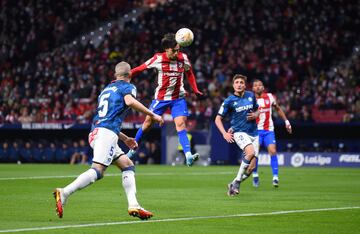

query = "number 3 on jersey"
[{"left": 98, "top": 93, "right": 111, "bottom": 117}]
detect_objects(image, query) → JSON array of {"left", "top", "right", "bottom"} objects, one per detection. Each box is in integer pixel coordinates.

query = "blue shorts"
[
  {"left": 149, "top": 98, "right": 189, "bottom": 118},
  {"left": 258, "top": 130, "right": 276, "bottom": 148}
]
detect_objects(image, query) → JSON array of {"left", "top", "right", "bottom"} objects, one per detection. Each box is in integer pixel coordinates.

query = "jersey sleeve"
[
  {"left": 218, "top": 98, "right": 230, "bottom": 117},
  {"left": 121, "top": 83, "right": 137, "bottom": 98},
  {"left": 144, "top": 54, "right": 160, "bottom": 69},
  {"left": 182, "top": 53, "right": 192, "bottom": 70},
  {"left": 269, "top": 93, "right": 277, "bottom": 106},
  {"left": 182, "top": 53, "right": 201, "bottom": 94},
  {"left": 130, "top": 54, "right": 158, "bottom": 77}
]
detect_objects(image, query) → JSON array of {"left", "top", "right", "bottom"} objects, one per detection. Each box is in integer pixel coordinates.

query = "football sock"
[
  {"left": 270, "top": 155, "right": 279, "bottom": 177},
  {"left": 178, "top": 130, "right": 191, "bottom": 156},
  {"left": 252, "top": 158, "right": 259, "bottom": 177},
  {"left": 135, "top": 128, "right": 144, "bottom": 143},
  {"left": 122, "top": 166, "right": 139, "bottom": 208},
  {"left": 234, "top": 158, "right": 250, "bottom": 183},
  {"left": 63, "top": 168, "right": 101, "bottom": 197},
  {"left": 241, "top": 172, "right": 250, "bottom": 181}
]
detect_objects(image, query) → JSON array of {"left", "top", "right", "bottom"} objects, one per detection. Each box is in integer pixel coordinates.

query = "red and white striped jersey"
[
  {"left": 256, "top": 93, "right": 276, "bottom": 131},
  {"left": 134, "top": 52, "right": 192, "bottom": 101}
]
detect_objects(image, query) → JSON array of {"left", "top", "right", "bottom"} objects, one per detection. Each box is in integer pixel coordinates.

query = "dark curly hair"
[{"left": 161, "top": 33, "right": 177, "bottom": 50}]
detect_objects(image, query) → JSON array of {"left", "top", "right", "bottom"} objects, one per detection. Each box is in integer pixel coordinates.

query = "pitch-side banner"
[
  {"left": 0, "top": 123, "right": 142, "bottom": 130},
  {"left": 257, "top": 152, "right": 360, "bottom": 167}
]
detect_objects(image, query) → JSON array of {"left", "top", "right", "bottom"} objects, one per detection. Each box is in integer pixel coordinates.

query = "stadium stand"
[{"left": 0, "top": 0, "right": 359, "bottom": 162}]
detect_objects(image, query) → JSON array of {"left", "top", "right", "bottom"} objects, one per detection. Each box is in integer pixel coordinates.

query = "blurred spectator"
[
  {"left": 55, "top": 142, "right": 72, "bottom": 163},
  {"left": 0, "top": 142, "right": 11, "bottom": 162},
  {"left": 70, "top": 140, "right": 90, "bottom": 164},
  {"left": 9, "top": 142, "right": 21, "bottom": 163},
  {"left": 135, "top": 140, "right": 161, "bottom": 164},
  {"left": 19, "top": 141, "right": 34, "bottom": 163},
  {"left": 69, "top": 141, "right": 80, "bottom": 165},
  {"left": 33, "top": 142, "right": 49, "bottom": 163},
  {"left": 44, "top": 142, "right": 57, "bottom": 163}
]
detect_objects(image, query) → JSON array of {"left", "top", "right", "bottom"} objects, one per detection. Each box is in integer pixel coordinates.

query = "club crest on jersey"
[
  {"left": 178, "top": 62, "right": 183, "bottom": 68},
  {"left": 233, "top": 101, "right": 237, "bottom": 106},
  {"left": 248, "top": 97, "right": 253, "bottom": 102},
  {"left": 265, "top": 100, "right": 269, "bottom": 105}
]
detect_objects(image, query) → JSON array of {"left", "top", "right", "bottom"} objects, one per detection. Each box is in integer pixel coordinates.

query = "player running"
[
  {"left": 252, "top": 79, "right": 292, "bottom": 188},
  {"left": 127, "top": 33, "right": 203, "bottom": 166},
  {"left": 53, "top": 62, "right": 164, "bottom": 219},
  {"left": 215, "top": 74, "right": 259, "bottom": 196}
]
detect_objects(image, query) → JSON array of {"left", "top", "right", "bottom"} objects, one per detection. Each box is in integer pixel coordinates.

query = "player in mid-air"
[
  {"left": 53, "top": 62, "right": 164, "bottom": 219},
  {"left": 127, "top": 33, "right": 203, "bottom": 166},
  {"left": 252, "top": 79, "right": 292, "bottom": 187},
  {"left": 215, "top": 74, "right": 259, "bottom": 196}
]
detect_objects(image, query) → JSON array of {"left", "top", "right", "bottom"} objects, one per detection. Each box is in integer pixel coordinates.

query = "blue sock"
[
  {"left": 270, "top": 155, "right": 278, "bottom": 177},
  {"left": 178, "top": 130, "right": 191, "bottom": 155},
  {"left": 121, "top": 166, "right": 135, "bottom": 172},
  {"left": 91, "top": 167, "right": 103, "bottom": 180},
  {"left": 135, "top": 128, "right": 143, "bottom": 143},
  {"left": 252, "top": 158, "right": 259, "bottom": 177},
  {"left": 253, "top": 157, "right": 259, "bottom": 174}
]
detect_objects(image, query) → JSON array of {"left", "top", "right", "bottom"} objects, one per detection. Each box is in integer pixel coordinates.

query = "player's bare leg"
[
  {"left": 114, "top": 155, "right": 153, "bottom": 220},
  {"left": 174, "top": 116, "right": 199, "bottom": 166}
]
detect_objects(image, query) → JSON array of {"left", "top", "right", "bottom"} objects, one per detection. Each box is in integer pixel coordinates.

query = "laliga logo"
[
  {"left": 291, "top": 153, "right": 304, "bottom": 167},
  {"left": 291, "top": 153, "right": 332, "bottom": 167}
]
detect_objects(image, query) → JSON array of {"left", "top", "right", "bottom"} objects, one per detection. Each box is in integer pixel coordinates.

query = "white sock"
[
  {"left": 185, "top": 152, "right": 192, "bottom": 158},
  {"left": 122, "top": 170, "right": 139, "bottom": 209},
  {"left": 252, "top": 172, "right": 259, "bottom": 177},
  {"left": 234, "top": 161, "right": 250, "bottom": 182},
  {"left": 241, "top": 174, "right": 249, "bottom": 181},
  {"left": 63, "top": 168, "right": 98, "bottom": 197}
]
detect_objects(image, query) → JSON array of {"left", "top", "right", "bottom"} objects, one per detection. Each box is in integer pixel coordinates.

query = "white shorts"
[
  {"left": 88, "top": 127, "right": 124, "bottom": 166},
  {"left": 233, "top": 132, "right": 259, "bottom": 157}
]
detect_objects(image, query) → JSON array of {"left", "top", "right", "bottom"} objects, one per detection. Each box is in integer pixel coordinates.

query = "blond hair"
[{"left": 115, "top": 61, "right": 131, "bottom": 78}]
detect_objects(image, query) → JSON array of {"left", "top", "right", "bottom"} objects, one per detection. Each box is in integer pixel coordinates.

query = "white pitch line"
[
  {"left": 0, "top": 171, "right": 233, "bottom": 181},
  {"left": 0, "top": 206, "right": 359, "bottom": 233}
]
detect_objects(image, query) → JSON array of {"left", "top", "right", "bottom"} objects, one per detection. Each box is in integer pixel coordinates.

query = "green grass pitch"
[{"left": 0, "top": 164, "right": 359, "bottom": 233}]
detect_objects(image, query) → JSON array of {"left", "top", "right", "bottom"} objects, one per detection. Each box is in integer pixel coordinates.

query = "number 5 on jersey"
[{"left": 98, "top": 93, "right": 111, "bottom": 117}]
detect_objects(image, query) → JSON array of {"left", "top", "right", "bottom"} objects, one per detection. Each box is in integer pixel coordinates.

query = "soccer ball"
[{"left": 175, "top": 28, "right": 194, "bottom": 47}]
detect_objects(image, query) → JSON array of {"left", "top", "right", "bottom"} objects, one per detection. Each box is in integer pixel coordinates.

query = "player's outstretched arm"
[
  {"left": 215, "top": 115, "right": 234, "bottom": 143},
  {"left": 119, "top": 132, "right": 138, "bottom": 150},
  {"left": 185, "top": 68, "right": 203, "bottom": 95},
  {"left": 124, "top": 94, "right": 164, "bottom": 126},
  {"left": 130, "top": 64, "right": 147, "bottom": 78},
  {"left": 273, "top": 103, "right": 292, "bottom": 134}
]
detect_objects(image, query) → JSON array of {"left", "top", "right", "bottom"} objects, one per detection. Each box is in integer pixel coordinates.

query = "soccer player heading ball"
[{"left": 127, "top": 33, "right": 203, "bottom": 166}]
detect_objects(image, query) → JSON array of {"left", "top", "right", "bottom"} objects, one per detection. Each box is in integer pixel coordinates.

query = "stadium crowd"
[
  {"left": 0, "top": 0, "right": 359, "bottom": 162},
  {"left": 0, "top": 0, "right": 140, "bottom": 67},
  {"left": 1, "top": 0, "right": 359, "bottom": 127}
]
